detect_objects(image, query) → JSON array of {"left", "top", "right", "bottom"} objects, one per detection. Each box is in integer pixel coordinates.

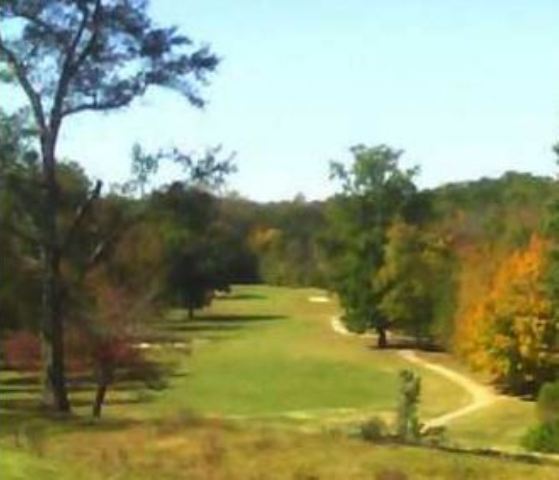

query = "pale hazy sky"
[{"left": 7, "top": 0, "right": 559, "bottom": 200}]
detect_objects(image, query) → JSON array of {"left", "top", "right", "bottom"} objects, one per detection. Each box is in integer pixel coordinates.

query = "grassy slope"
[
  {"left": 18, "top": 420, "right": 558, "bottom": 480},
  {"left": 415, "top": 351, "right": 536, "bottom": 450},
  {"left": 1, "top": 285, "right": 553, "bottom": 479},
  {"left": 139, "top": 285, "right": 469, "bottom": 424}
]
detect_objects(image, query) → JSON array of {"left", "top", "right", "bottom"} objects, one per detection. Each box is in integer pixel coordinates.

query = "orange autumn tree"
[
  {"left": 458, "top": 235, "right": 556, "bottom": 393},
  {"left": 453, "top": 243, "right": 505, "bottom": 367}
]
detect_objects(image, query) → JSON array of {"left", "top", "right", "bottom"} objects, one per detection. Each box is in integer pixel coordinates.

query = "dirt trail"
[
  {"left": 328, "top": 314, "right": 502, "bottom": 427},
  {"left": 397, "top": 349, "right": 501, "bottom": 427}
]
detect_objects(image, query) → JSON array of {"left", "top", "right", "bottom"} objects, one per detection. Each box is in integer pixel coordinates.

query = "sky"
[{"left": 7, "top": 0, "right": 559, "bottom": 201}]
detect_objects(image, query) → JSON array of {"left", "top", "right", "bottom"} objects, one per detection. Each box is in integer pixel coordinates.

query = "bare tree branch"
[
  {"left": 61, "top": 179, "right": 102, "bottom": 252},
  {"left": 70, "top": 0, "right": 103, "bottom": 73},
  {"left": 62, "top": 97, "right": 133, "bottom": 118},
  {"left": 84, "top": 224, "right": 128, "bottom": 273},
  {"left": 51, "top": 0, "right": 102, "bottom": 128},
  {"left": 0, "top": 36, "right": 46, "bottom": 133}
]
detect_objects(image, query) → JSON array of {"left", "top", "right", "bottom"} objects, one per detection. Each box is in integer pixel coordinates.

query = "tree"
[
  {"left": 82, "top": 279, "right": 154, "bottom": 419},
  {"left": 461, "top": 236, "right": 556, "bottom": 393},
  {"left": 327, "top": 145, "right": 418, "bottom": 347},
  {"left": 0, "top": 1, "right": 218, "bottom": 411},
  {"left": 130, "top": 143, "right": 159, "bottom": 198},
  {"left": 248, "top": 199, "right": 328, "bottom": 287},
  {"left": 0, "top": 109, "right": 42, "bottom": 334},
  {"left": 153, "top": 185, "right": 234, "bottom": 319},
  {"left": 166, "top": 242, "right": 224, "bottom": 319},
  {"left": 377, "top": 221, "right": 453, "bottom": 347}
]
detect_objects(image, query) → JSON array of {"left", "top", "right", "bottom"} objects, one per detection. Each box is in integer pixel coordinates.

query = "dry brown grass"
[{"left": 25, "top": 419, "right": 556, "bottom": 480}]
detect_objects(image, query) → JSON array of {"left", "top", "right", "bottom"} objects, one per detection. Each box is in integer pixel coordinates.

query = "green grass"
[
  {"left": 3, "top": 419, "right": 557, "bottom": 480},
  {"left": 448, "top": 397, "right": 536, "bottom": 450},
  {"left": 1, "top": 284, "right": 553, "bottom": 479},
  {"left": 133, "top": 285, "right": 469, "bottom": 425},
  {"left": 0, "top": 449, "right": 57, "bottom": 480},
  {"left": 0, "top": 447, "right": 93, "bottom": 480}
]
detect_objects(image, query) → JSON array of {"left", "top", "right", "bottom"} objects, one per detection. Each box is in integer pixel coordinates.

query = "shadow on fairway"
[
  {"left": 160, "top": 314, "right": 286, "bottom": 335},
  {"left": 367, "top": 338, "right": 444, "bottom": 352},
  {"left": 222, "top": 292, "right": 268, "bottom": 301}
]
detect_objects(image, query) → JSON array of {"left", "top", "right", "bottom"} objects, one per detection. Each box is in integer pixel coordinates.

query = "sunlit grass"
[
  {"left": 1, "top": 285, "right": 551, "bottom": 479},
  {"left": 131, "top": 285, "right": 468, "bottom": 423}
]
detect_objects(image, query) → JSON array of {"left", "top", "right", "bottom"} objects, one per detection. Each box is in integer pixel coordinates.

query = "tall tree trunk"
[
  {"left": 40, "top": 135, "right": 70, "bottom": 412},
  {"left": 93, "top": 365, "right": 113, "bottom": 418},
  {"left": 92, "top": 375, "right": 108, "bottom": 419},
  {"left": 377, "top": 325, "right": 388, "bottom": 349},
  {"left": 92, "top": 381, "right": 108, "bottom": 418}
]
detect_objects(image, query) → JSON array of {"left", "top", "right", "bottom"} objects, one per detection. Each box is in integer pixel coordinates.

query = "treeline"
[
  {"left": 222, "top": 150, "right": 559, "bottom": 396},
  {"left": 326, "top": 156, "right": 558, "bottom": 396},
  {"left": 0, "top": 103, "right": 332, "bottom": 416},
  {"left": 3, "top": 116, "right": 559, "bottom": 408},
  {"left": 0, "top": 110, "right": 243, "bottom": 415},
  {"left": 4, "top": 129, "right": 559, "bottom": 401},
  {"left": 433, "top": 172, "right": 557, "bottom": 393}
]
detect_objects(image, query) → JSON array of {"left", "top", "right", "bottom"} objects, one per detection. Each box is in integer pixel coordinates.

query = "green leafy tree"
[
  {"left": 0, "top": 109, "right": 42, "bottom": 333},
  {"left": 151, "top": 184, "right": 235, "bottom": 319},
  {"left": 248, "top": 198, "right": 328, "bottom": 286},
  {"left": 377, "top": 221, "right": 453, "bottom": 347},
  {"left": 327, "top": 145, "right": 418, "bottom": 347},
  {"left": 0, "top": 0, "right": 218, "bottom": 411}
]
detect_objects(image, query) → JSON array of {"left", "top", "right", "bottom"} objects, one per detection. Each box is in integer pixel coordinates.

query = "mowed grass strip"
[
  {"left": 0, "top": 285, "right": 551, "bottom": 479},
  {"left": 144, "top": 285, "right": 468, "bottom": 423}
]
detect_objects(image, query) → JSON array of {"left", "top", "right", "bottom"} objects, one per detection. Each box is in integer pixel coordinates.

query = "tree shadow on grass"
[
  {"left": 0, "top": 384, "right": 41, "bottom": 394},
  {"left": 365, "top": 331, "right": 444, "bottom": 352},
  {"left": 200, "top": 314, "right": 284, "bottom": 323},
  {"left": 0, "top": 406, "right": 142, "bottom": 443},
  {"left": 222, "top": 292, "right": 267, "bottom": 301},
  {"left": 1, "top": 389, "right": 156, "bottom": 411},
  {"left": 159, "top": 314, "right": 285, "bottom": 335},
  {"left": 0, "top": 369, "right": 167, "bottom": 435},
  {"left": 0, "top": 313, "right": 282, "bottom": 433},
  {"left": 367, "top": 341, "right": 444, "bottom": 352},
  {"left": 0, "top": 373, "right": 41, "bottom": 387}
]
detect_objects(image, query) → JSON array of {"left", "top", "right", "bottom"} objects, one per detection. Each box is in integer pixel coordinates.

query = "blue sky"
[{"left": 12, "top": 0, "right": 559, "bottom": 200}]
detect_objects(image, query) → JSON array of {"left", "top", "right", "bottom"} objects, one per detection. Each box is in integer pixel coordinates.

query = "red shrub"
[
  {"left": 3, "top": 331, "right": 42, "bottom": 372},
  {"left": 93, "top": 334, "right": 143, "bottom": 370}
]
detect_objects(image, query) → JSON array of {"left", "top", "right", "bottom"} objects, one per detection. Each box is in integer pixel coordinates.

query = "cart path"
[{"left": 329, "top": 315, "right": 502, "bottom": 427}]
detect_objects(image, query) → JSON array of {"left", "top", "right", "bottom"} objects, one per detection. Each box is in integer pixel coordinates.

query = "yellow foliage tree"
[{"left": 458, "top": 235, "right": 555, "bottom": 392}]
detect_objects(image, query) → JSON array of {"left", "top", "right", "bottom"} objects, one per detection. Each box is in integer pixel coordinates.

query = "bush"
[
  {"left": 421, "top": 424, "right": 447, "bottom": 446},
  {"left": 360, "top": 417, "right": 388, "bottom": 442},
  {"left": 2, "top": 331, "right": 41, "bottom": 371},
  {"left": 522, "top": 420, "right": 559, "bottom": 453},
  {"left": 536, "top": 381, "right": 559, "bottom": 424},
  {"left": 396, "top": 369, "right": 421, "bottom": 442}
]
